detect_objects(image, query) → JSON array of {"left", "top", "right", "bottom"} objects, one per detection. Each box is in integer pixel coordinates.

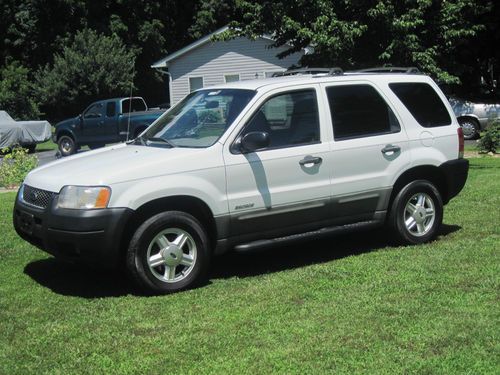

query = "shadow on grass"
[
  {"left": 24, "top": 224, "right": 461, "bottom": 298},
  {"left": 24, "top": 260, "right": 140, "bottom": 298},
  {"left": 210, "top": 224, "right": 461, "bottom": 280}
]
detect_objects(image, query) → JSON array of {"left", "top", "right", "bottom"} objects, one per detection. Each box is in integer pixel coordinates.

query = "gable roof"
[{"left": 151, "top": 26, "right": 300, "bottom": 69}]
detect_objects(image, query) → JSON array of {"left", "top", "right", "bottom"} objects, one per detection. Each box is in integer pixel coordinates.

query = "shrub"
[
  {"left": 0, "top": 148, "right": 38, "bottom": 188},
  {"left": 478, "top": 120, "right": 499, "bottom": 153},
  {"left": 0, "top": 61, "right": 40, "bottom": 120}
]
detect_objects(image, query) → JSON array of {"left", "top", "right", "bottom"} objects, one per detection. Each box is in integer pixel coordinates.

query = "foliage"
[
  {"left": 0, "top": 147, "right": 38, "bottom": 188},
  {"left": 224, "top": 0, "right": 496, "bottom": 86},
  {"left": 35, "top": 29, "right": 136, "bottom": 119},
  {"left": 0, "top": 61, "right": 40, "bottom": 120},
  {"left": 0, "top": 157, "right": 498, "bottom": 373},
  {"left": 478, "top": 120, "right": 500, "bottom": 153}
]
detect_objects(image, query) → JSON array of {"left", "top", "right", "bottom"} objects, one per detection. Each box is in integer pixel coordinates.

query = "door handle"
[
  {"left": 381, "top": 144, "right": 401, "bottom": 154},
  {"left": 299, "top": 156, "right": 323, "bottom": 166}
]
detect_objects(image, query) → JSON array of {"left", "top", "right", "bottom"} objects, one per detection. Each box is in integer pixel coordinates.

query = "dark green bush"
[{"left": 478, "top": 120, "right": 499, "bottom": 153}]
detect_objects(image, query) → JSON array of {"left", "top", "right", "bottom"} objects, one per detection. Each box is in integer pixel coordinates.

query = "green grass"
[
  {"left": 0, "top": 157, "right": 499, "bottom": 374},
  {"left": 35, "top": 139, "right": 58, "bottom": 152}
]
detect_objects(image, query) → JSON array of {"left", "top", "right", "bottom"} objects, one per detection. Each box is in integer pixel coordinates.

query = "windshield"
[{"left": 136, "top": 89, "right": 256, "bottom": 148}]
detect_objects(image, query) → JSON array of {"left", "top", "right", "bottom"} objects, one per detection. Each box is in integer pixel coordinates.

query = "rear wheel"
[
  {"left": 126, "top": 211, "right": 210, "bottom": 294},
  {"left": 458, "top": 118, "right": 480, "bottom": 140},
  {"left": 58, "top": 135, "right": 76, "bottom": 156},
  {"left": 388, "top": 180, "right": 443, "bottom": 245}
]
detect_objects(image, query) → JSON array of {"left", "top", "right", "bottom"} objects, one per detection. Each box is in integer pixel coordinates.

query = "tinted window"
[
  {"left": 241, "top": 90, "right": 320, "bottom": 149},
  {"left": 389, "top": 82, "right": 451, "bottom": 127},
  {"left": 122, "top": 98, "right": 147, "bottom": 113},
  {"left": 326, "top": 85, "right": 400, "bottom": 140},
  {"left": 106, "top": 102, "right": 116, "bottom": 117}
]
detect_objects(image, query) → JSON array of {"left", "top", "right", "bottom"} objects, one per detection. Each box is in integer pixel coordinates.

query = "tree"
[
  {"left": 223, "top": 0, "right": 496, "bottom": 90},
  {"left": 35, "top": 29, "right": 136, "bottom": 120},
  {"left": 0, "top": 61, "right": 40, "bottom": 120}
]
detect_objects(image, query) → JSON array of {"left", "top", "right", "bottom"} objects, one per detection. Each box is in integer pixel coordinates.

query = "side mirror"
[{"left": 240, "top": 131, "right": 270, "bottom": 153}]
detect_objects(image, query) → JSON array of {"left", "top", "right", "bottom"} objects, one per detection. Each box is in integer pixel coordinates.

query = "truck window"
[
  {"left": 84, "top": 103, "right": 103, "bottom": 118},
  {"left": 122, "top": 98, "right": 147, "bottom": 113},
  {"left": 106, "top": 102, "right": 116, "bottom": 117}
]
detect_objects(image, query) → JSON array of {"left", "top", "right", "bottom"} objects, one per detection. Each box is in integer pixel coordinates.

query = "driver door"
[{"left": 82, "top": 102, "right": 105, "bottom": 142}]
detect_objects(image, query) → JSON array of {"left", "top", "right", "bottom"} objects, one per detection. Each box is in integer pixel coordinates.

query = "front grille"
[{"left": 22, "top": 185, "right": 54, "bottom": 209}]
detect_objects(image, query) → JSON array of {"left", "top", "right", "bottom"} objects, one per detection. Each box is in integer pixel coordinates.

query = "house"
[{"left": 151, "top": 26, "right": 307, "bottom": 105}]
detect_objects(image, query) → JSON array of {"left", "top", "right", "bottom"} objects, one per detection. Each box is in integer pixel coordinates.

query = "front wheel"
[
  {"left": 58, "top": 135, "right": 76, "bottom": 156},
  {"left": 388, "top": 180, "right": 443, "bottom": 245},
  {"left": 126, "top": 211, "right": 210, "bottom": 294}
]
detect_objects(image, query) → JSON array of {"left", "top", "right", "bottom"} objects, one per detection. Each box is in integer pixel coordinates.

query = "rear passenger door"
[{"left": 321, "top": 82, "right": 410, "bottom": 220}]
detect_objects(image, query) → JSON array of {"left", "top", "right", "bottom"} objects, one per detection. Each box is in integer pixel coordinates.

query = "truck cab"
[{"left": 54, "top": 97, "right": 163, "bottom": 156}]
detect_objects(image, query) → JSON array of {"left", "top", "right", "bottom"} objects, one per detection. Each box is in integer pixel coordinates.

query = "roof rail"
[
  {"left": 272, "top": 67, "right": 343, "bottom": 77},
  {"left": 355, "top": 67, "right": 421, "bottom": 74}
]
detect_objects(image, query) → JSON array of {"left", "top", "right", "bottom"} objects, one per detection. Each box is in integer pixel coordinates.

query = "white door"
[
  {"left": 223, "top": 86, "right": 332, "bottom": 237},
  {"left": 321, "top": 81, "right": 411, "bottom": 219}
]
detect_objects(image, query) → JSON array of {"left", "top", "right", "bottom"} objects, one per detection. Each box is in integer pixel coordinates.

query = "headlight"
[{"left": 57, "top": 186, "right": 111, "bottom": 209}]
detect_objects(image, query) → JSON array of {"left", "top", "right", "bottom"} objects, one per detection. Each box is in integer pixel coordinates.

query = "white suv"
[{"left": 14, "top": 70, "right": 469, "bottom": 294}]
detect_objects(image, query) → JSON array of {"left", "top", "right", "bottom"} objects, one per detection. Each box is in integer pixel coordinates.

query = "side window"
[
  {"left": 241, "top": 89, "right": 320, "bottom": 149},
  {"left": 189, "top": 77, "right": 204, "bottom": 92},
  {"left": 106, "top": 102, "right": 116, "bottom": 117},
  {"left": 326, "top": 84, "right": 400, "bottom": 140},
  {"left": 389, "top": 82, "right": 451, "bottom": 127},
  {"left": 84, "top": 103, "right": 103, "bottom": 118}
]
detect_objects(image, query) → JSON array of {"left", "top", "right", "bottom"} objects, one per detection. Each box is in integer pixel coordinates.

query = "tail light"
[{"left": 457, "top": 127, "right": 464, "bottom": 158}]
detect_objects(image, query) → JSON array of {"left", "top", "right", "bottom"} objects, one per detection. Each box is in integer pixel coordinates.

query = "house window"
[
  {"left": 224, "top": 74, "right": 240, "bottom": 83},
  {"left": 189, "top": 76, "right": 204, "bottom": 92}
]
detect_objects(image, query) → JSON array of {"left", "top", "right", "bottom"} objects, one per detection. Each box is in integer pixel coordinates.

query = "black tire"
[
  {"left": 458, "top": 118, "right": 480, "bottom": 140},
  {"left": 57, "top": 135, "right": 76, "bottom": 156},
  {"left": 88, "top": 143, "right": 105, "bottom": 150},
  {"left": 25, "top": 144, "right": 36, "bottom": 153},
  {"left": 126, "top": 211, "right": 210, "bottom": 294},
  {"left": 388, "top": 180, "right": 443, "bottom": 245}
]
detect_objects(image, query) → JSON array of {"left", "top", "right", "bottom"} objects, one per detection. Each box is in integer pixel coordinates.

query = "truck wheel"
[
  {"left": 126, "top": 211, "right": 210, "bottom": 294},
  {"left": 58, "top": 135, "right": 76, "bottom": 156},
  {"left": 388, "top": 180, "right": 443, "bottom": 245}
]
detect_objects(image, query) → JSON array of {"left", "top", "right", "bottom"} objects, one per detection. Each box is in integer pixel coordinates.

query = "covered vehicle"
[{"left": 0, "top": 111, "right": 52, "bottom": 152}]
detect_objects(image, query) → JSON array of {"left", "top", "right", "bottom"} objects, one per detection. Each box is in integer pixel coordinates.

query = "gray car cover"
[{"left": 0, "top": 111, "right": 52, "bottom": 148}]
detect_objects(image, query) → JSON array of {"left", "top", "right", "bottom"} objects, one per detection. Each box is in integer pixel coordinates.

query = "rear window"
[{"left": 389, "top": 82, "right": 451, "bottom": 127}]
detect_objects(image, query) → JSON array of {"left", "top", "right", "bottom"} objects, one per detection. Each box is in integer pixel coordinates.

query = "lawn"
[{"left": 0, "top": 157, "right": 498, "bottom": 374}]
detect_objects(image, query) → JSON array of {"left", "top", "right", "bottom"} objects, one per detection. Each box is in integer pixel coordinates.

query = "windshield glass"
[{"left": 137, "top": 89, "right": 256, "bottom": 148}]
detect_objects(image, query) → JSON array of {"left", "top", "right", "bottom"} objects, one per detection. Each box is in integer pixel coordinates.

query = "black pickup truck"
[{"left": 53, "top": 97, "right": 165, "bottom": 156}]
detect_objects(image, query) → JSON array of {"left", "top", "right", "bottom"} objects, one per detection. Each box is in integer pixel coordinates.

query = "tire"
[
  {"left": 126, "top": 211, "right": 210, "bottom": 294},
  {"left": 25, "top": 144, "right": 36, "bottom": 153},
  {"left": 458, "top": 118, "right": 480, "bottom": 140},
  {"left": 58, "top": 135, "right": 76, "bottom": 156},
  {"left": 88, "top": 143, "right": 105, "bottom": 150},
  {"left": 388, "top": 180, "right": 443, "bottom": 245}
]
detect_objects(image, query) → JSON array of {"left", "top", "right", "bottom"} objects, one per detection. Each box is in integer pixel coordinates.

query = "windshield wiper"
[{"left": 145, "top": 137, "right": 176, "bottom": 148}]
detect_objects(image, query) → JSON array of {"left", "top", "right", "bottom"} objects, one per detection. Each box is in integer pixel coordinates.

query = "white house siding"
[{"left": 168, "top": 37, "right": 303, "bottom": 104}]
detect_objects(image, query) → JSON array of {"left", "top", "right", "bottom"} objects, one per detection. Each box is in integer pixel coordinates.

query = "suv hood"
[{"left": 24, "top": 143, "right": 216, "bottom": 193}]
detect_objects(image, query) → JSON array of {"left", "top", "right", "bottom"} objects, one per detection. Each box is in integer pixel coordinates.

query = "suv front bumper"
[{"left": 13, "top": 190, "right": 133, "bottom": 267}]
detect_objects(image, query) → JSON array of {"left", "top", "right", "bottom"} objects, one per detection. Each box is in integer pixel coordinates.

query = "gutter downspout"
[{"left": 156, "top": 68, "right": 173, "bottom": 107}]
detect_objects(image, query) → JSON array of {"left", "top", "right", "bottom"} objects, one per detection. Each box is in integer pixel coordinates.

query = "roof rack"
[
  {"left": 272, "top": 67, "right": 343, "bottom": 77},
  {"left": 355, "top": 67, "right": 421, "bottom": 74}
]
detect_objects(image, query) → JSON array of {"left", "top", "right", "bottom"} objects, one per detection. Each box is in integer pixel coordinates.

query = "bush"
[
  {"left": 478, "top": 120, "right": 499, "bottom": 153},
  {"left": 0, "top": 148, "right": 38, "bottom": 188},
  {"left": 0, "top": 61, "right": 40, "bottom": 120}
]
